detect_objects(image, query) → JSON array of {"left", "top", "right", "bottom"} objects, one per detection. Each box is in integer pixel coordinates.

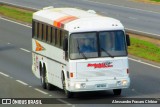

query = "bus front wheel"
[{"left": 62, "top": 73, "right": 73, "bottom": 98}]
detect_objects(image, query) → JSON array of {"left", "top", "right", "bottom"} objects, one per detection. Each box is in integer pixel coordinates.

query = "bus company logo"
[
  {"left": 35, "top": 41, "right": 45, "bottom": 51},
  {"left": 2, "top": 99, "right": 11, "bottom": 104},
  {"left": 87, "top": 62, "right": 113, "bottom": 69}
]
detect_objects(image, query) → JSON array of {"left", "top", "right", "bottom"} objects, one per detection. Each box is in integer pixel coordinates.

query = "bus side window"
[
  {"left": 60, "top": 30, "right": 62, "bottom": 48},
  {"left": 39, "top": 23, "right": 43, "bottom": 40},
  {"left": 57, "top": 29, "right": 61, "bottom": 47},
  {"left": 55, "top": 28, "right": 57, "bottom": 46},
  {"left": 32, "top": 20, "right": 35, "bottom": 38},
  {"left": 52, "top": 27, "right": 56, "bottom": 45},
  {"left": 34, "top": 22, "right": 38, "bottom": 38},
  {"left": 37, "top": 22, "right": 39, "bottom": 39},
  {"left": 47, "top": 26, "right": 51, "bottom": 43},
  {"left": 43, "top": 24, "right": 47, "bottom": 41},
  {"left": 46, "top": 26, "right": 48, "bottom": 41},
  {"left": 51, "top": 27, "right": 55, "bottom": 45},
  {"left": 61, "top": 31, "right": 66, "bottom": 48}
]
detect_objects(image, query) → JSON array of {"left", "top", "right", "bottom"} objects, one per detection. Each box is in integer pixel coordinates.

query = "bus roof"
[{"left": 33, "top": 7, "right": 124, "bottom": 33}]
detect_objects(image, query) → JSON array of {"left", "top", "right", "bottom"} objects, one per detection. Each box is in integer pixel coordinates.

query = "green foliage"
[
  {"left": 128, "top": 37, "right": 160, "bottom": 63},
  {"left": 0, "top": 5, "right": 32, "bottom": 23},
  {"left": 151, "top": 0, "right": 160, "bottom": 2}
]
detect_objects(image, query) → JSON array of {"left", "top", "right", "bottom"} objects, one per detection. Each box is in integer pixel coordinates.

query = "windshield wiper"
[
  {"left": 101, "top": 48, "right": 114, "bottom": 58},
  {"left": 77, "top": 40, "right": 87, "bottom": 59}
]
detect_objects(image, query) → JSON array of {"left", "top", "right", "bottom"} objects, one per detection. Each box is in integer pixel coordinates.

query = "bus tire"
[
  {"left": 62, "top": 73, "right": 73, "bottom": 98},
  {"left": 46, "top": 83, "right": 52, "bottom": 90},
  {"left": 41, "top": 66, "right": 46, "bottom": 89},
  {"left": 113, "top": 89, "right": 122, "bottom": 95},
  {"left": 43, "top": 65, "right": 52, "bottom": 90}
]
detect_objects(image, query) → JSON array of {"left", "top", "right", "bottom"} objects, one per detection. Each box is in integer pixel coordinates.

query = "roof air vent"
[
  {"left": 87, "top": 10, "right": 96, "bottom": 14},
  {"left": 43, "top": 6, "right": 54, "bottom": 10}
]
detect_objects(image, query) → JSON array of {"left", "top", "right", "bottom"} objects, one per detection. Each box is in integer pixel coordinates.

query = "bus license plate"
[{"left": 96, "top": 84, "right": 106, "bottom": 88}]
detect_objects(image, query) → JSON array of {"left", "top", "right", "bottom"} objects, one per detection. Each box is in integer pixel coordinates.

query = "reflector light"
[
  {"left": 127, "top": 69, "right": 129, "bottom": 74},
  {"left": 70, "top": 73, "right": 74, "bottom": 78}
]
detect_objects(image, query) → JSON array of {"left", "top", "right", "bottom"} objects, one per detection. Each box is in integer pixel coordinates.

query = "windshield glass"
[
  {"left": 99, "top": 31, "right": 127, "bottom": 57},
  {"left": 70, "top": 32, "right": 98, "bottom": 59},
  {"left": 70, "top": 30, "right": 127, "bottom": 60}
]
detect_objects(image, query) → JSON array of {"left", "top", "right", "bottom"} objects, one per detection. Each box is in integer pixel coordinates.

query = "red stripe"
[{"left": 54, "top": 16, "right": 78, "bottom": 28}]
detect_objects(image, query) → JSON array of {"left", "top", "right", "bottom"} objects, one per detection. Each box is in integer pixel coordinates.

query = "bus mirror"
[
  {"left": 126, "top": 34, "right": 130, "bottom": 46},
  {"left": 63, "top": 38, "right": 68, "bottom": 51}
]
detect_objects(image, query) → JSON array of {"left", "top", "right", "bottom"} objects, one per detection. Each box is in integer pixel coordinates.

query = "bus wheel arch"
[
  {"left": 61, "top": 71, "right": 65, "bottom": 89},
  {"left": 43, "top": 63, "right": 52, "bottom": 90},
  {"left": 61, "top": 71, "right": 73, "bottom": 98},
  {"left": 39, "top": 62, "right": 42, "bottom": 76},
  {"left": 113, "top": 89, "right": 122, "bottom": 95},
  {"left": 40, "top": 63, "right": 47, "bottom": 89}
]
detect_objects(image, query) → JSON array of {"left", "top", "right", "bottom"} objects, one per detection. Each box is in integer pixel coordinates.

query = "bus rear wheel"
[
  {"left": 62, "top": 74, "right": 73, "bottom": 98},
  {"left": 43, "top": 65, "right": 53, "bottom": 90},
  {"left": 46, "top": 82, "right": 52, "bottom": 90},
  {"left": 113, "top": 89, "right": 122, "bottom": 95},
  {"left": 40, "top": 67, "right": 46, "bottom": 89}
]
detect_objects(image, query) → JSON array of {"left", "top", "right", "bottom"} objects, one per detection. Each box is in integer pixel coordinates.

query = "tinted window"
[
  {"left": 99, "top": 31, "right": 127, "bottom": 57},
  {"left": 70, "top": 33, "right": 98, "bottom": 59}
]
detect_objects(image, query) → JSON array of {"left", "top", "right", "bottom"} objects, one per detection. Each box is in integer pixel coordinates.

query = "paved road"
[
  {"left": 0, "top": 17, "right": 160, "bottom": 107},
  {"left": 0, "top": 0, "right": 160, "bottom": 38},
  {"left": 0, "top": 69, "right": 73, "bottom": 107},
  {"left": 89, "top": 0, "right": 160, "bottom": 13}
]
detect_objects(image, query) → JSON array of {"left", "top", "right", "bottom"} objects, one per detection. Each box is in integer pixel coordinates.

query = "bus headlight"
[
  {"left": 117, "top": 80, "right": 127, "bottom": 86},
  {"left": 122, "top": 80, "right": 127, "bottom": 86},
  {"left": 75, "top": 83, "right": 86, "bottom": 89},
  {"left": 75, "top": 83, "right": 81, "bottom": 89}
]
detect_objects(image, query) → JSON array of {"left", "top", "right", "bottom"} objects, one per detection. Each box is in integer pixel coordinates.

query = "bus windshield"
[{"left": 70, "top": 30, "right": 127, "bottom": 59}]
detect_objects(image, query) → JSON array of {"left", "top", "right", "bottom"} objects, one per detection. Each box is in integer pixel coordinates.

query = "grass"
[
  {"left": 0, "top": 5, "right": 32, "bottom": 23},
  {"left": 151, "top": 0, "right": 160, "bottom": 2},
  {"left": 128, "top": 37, "right": 160, "bottom": 63},
  {"left": 1, "top": 5, "right": 160, "bottom": 63}
]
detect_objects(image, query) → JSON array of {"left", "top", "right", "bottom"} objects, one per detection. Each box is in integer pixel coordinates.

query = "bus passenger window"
[
  {"left": 61, "top": 31, "right": 67, "bottom": 48},
  {"left": 60, "top": 30, "right": 62, "bottom": 47},
  {"left": 55, "top": 29, "right": 57, "bottom": 45},
  {"left": 47, "top": 26, "right": 51, "bottom": 43},
  {"left": 46, "top": 26, "right": 48, "bottom": 41},
  {"left": 57, "top": 29, "right": 61, "bottom": 47},
  {"left": 34, "top": 22, "right": 38, "bottom": 38},
  {"left": 43, "top": 25, "right": 47, "bottom": 41},
  {"left": 37, "top": 23, "right": 39, "bottom": 39},
  {"left": 39, "top": 23, "right": 43, "bottom": 40},
  {"left": 32, "top": 21, "right": 35, "bottom": 38}
]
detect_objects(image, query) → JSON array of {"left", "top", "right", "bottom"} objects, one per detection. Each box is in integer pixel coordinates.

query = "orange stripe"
[
  {"left": 54, "top": 16, "right": 78, "bottom": 28},
  {"left": 35, "top": 40, "right": 44, "bottom": 51},
  {"left": 61, "top": 17, "right": 78, "bottom": 24}
]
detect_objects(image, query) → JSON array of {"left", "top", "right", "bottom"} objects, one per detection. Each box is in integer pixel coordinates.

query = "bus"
[{"left": 32, "top": 6, "right": 131, "bottom": 98}]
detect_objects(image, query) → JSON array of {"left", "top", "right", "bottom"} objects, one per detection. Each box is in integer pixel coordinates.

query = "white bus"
[{"left": 32, "top": 7, "right": 131, "bottom": 98}]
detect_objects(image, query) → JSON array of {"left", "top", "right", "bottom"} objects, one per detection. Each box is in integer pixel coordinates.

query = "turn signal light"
[{"left": 70, "top": 72, "right": 74, "bottom": 78}]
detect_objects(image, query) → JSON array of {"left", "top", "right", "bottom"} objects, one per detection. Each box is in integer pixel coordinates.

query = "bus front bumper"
[{"left": 67, "top": 78, "right": 130, "bottom": 92}]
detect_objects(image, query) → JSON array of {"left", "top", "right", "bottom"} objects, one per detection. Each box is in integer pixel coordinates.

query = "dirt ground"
[{"left": 129, "top": 33, "right": 160, "bottom": 47}]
